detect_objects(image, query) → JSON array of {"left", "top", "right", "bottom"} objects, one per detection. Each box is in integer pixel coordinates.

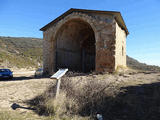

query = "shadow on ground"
[
  {"left": 0, "top": 76, "right": 49, "bottom": 82},
  {"left": 26, "top": 77, "right": 160, "bottom": 120},
  {"left": 11, "top": 103, "right": 36, "bottom": 111}
]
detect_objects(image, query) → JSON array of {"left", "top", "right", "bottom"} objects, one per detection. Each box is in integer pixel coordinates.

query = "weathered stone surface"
[
  {"left": 115, "top": 22, "right": 127, "bottom": 69},
  {"left": 41, "top": 10, "right": 127, "bottom": 74}
]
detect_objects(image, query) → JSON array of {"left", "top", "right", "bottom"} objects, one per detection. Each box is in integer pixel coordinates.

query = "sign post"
[{"left": 50, "top": 68, "right": 68, "bottom": 98}]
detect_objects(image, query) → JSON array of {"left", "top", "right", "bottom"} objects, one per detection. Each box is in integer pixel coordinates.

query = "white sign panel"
[{"left": 50, "top": 68, "right": 68, "bottom": 79}]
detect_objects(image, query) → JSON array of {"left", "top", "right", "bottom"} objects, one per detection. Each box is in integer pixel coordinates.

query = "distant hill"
[
  {"left": 127, "top": 56, "right": 160, "bottom": 72},
  {"left": 0, "top": 36, "right": 160, "bottom": 71},
  {"left": 0, "top": 36, "right": 43, "bottom": 69}
]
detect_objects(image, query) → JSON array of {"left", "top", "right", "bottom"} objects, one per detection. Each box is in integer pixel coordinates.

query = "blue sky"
[{"left": 0, "top": 0, "right": 160, "bottom": 66}]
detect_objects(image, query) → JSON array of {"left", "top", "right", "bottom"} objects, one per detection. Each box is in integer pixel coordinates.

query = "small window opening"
[{"left": 122, "top": 46, "right": 124, "bottom": 56}]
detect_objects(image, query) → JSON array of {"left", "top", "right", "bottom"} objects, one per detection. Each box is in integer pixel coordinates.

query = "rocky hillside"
[
  {"left": 0, "top": 36, "right": 43, "bottom": 69},
  {"left": 127, "top": 56, "right": 160, "bottom": 72},
  {"left": 0, "top": 36, "right": 160, "bottom": 71}
]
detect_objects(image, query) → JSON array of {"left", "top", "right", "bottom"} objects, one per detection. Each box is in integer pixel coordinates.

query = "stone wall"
[
  {"left": 43, "top": 30, "right": 56, "bottom": 74},
  {"left": 95, "top": 19, "right": 116, "bottom": 72},
  {"left": 115, "top": 22, "right": 127, "bottom": 69}
]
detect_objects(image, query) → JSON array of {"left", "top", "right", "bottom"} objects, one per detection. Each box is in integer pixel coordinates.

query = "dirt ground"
[
  {"left": 0, "top": 71, "right": 55, "bottom": 111},
  {"left": 0, "top": 70, "right": 160, "bottom": 119}
]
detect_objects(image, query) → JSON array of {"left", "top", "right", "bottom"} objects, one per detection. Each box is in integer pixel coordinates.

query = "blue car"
[{"left": 0, "top": 69, "right": 13, "bottom": 79}]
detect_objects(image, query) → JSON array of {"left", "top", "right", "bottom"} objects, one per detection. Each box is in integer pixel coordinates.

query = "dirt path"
[{"left": 0, "top": 71, "right": 55, "bottom": 110}]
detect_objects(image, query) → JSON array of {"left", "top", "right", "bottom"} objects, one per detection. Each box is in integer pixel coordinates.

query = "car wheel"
[{"left": 35, "top": 74, "right": 37, "bottom": 78}]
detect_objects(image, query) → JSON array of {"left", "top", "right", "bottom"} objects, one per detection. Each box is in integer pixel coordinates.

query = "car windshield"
[
  {"left": 0, "top": 69, "right": 10, "bottom": 72},
  {"left": 37, "top": 68, "right": 43, "bottom": 71}
]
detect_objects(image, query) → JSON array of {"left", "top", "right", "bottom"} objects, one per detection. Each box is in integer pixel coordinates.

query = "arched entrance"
[{"left": 55, "top": 19, "right": 95, "bottom": 73}]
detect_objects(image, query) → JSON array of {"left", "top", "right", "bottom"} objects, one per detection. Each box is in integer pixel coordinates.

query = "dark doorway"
[{"left": 55, "top": 19, "right": 95, "bottom": 73}]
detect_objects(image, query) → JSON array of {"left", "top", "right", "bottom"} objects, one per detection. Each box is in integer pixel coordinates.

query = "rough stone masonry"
[{"left": 40, "top": 8, "right": 129, "bottom": 75}]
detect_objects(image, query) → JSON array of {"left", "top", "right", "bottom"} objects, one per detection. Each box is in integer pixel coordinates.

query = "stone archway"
[
  {"left": 55, "top": 19, "right": 96, "bottom": 72},
  {"left": 41, "top": 9, "right": 128, "bottom": 75}
]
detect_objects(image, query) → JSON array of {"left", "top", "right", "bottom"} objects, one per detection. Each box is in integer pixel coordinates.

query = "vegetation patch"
[
  {"left": 0, "top": 36, "right": 42, "bottom": 68},
  {"left": 27, "top": 73, "right": 160, "bottom": 120}
]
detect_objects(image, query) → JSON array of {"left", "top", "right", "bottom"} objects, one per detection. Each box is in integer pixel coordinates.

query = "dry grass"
[
  {"left": 27, "top": 73, "right": 121, "bottom": 119},
  {"left": 26, "top": 72, "right": 160, "bottom": 120}
]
